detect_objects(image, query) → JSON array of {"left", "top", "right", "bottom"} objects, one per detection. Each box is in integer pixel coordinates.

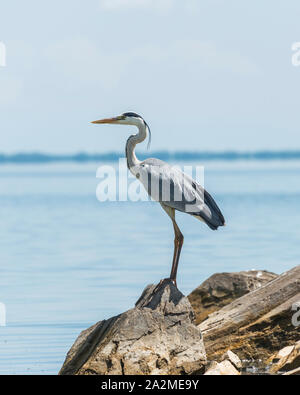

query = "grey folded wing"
[{"left": 138, "top": 158, "right": 225, "bottom": 230}]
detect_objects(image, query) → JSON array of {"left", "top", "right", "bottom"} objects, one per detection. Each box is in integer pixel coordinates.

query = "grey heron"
[{"left": 92, "top": 112, "right": 225, "bottom": 286}]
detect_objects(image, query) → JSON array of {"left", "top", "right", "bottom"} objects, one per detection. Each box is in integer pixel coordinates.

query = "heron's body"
[
  {"left": 138, "top": 158, "right": 224, "bottom": 230},
  {"left": 92, "top": 112, "right": 225, "bottom": 285}
]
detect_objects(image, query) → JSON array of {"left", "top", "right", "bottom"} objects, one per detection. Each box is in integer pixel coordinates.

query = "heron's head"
[
  {"left": 91, "top": 112, "right": 145, "bottom": 127},
  {"left": 92, "top": 112, "right": 152, "bottom": 149}
]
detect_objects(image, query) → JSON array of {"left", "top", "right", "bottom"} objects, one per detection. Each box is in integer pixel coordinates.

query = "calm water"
[{"left": 0, "top": 159, "right": 300, "bottom": 374}]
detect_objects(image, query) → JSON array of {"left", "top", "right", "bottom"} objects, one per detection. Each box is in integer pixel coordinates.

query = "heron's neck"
[{"left": 125, "top": 123, "right": 147, "bottom": 171}]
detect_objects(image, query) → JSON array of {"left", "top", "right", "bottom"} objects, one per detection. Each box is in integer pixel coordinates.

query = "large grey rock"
[
  {"left": 59, "top": 280, "right": 206, "bottom": 375},
  {"left": 188, "top": 270, "right": 277, "bottom": 324},
  {"left": 199, "top": 266, "right": 300, "bottom": 362}
]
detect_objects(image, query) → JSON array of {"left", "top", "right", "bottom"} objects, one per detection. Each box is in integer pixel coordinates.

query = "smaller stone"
[
  {"left": 277, "top": 346, "right": 294, "bottom": 359},
  {"left": 204, "top": 360, "right": 240, "bottom": 375},
  {"left": 270, "top": 341, "right": 300, "bottom": 374},
  {"left": 221, "top": 350, "right": 242, "bottom": 370},
  {"left": 188, "top": 270, "right": 277, "bottom": 324}
]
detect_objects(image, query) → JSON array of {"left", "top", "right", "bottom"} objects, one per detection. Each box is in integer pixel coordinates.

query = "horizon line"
[{"left": 1, "top": 150, "right": 300, "bottom": 164}]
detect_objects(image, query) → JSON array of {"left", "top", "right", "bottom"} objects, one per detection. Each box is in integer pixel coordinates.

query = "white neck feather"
[{"left": 125, "top": 122, "right": 147, "bottom": 172}]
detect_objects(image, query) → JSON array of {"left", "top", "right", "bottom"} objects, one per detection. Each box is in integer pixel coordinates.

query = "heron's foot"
[{"left": 154, "top": 277, "right": 177, "bottom": 293}]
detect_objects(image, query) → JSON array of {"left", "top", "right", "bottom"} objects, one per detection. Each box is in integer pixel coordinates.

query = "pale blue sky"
[{"left": 0, "top": 0, "right": 300, "bottom": 153}]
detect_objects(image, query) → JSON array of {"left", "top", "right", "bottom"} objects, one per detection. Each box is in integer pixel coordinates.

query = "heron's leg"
[
  {"left": 158, "top": 204, "right": 184, "bottom": 288},
  {"left": 169, "top": 219, "right": 184, "bottom": 285}
]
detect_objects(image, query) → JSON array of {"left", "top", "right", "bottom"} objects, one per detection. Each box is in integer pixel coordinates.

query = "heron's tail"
[{"left": 193, "top": 190, "right": 225, "bottom": 230}]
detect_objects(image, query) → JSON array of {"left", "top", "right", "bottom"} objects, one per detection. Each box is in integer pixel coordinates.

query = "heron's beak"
[{"left": 91, "top": 116, "right": 123, "bottom": 124}]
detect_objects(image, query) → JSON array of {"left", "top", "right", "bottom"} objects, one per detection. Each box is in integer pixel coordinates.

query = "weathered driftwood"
[{"left": 199, "top": 266, "right": 300, "bottom": 361}]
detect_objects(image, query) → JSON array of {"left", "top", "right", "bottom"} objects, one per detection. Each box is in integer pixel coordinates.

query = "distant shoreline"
[{"left": 1, "top": 150, "right": 300, "bottom": 164}]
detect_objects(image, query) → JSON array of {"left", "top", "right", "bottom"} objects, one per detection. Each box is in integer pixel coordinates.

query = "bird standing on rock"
[{"left": 92, "top": 112, "right": 225, "bottom": 287}]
